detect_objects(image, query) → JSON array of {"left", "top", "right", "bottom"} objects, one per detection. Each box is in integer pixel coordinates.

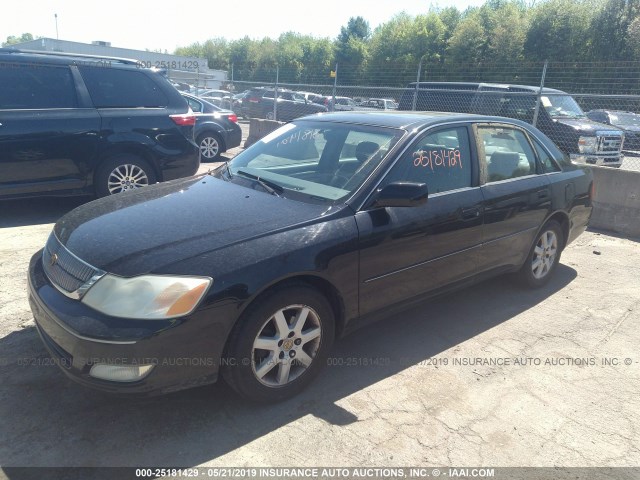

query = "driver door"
[{"left": 356, "top": 124, "right": 484, "bottom": 315}]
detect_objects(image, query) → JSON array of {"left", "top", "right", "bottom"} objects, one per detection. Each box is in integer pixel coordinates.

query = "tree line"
[{"left": 174, "top": 0, "right": 640, "bottom": 92}]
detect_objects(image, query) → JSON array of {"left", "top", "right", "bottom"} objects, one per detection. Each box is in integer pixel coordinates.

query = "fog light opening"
[{"left": 89, "top": 363, "right": 154, "bottom": 382}]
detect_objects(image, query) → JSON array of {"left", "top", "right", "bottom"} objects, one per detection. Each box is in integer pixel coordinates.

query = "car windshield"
[
  {"left": 611, "top": 112, "right": 640, "bottom": 127},
  {"left": 542, "top": 95, "right": 585, "bottom": 119},
  {"left": 227, "top": 121, "right": 404, "bottom": 204}
]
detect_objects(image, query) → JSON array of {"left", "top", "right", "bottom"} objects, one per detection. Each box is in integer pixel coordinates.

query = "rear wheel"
[
  {"left": 95, "top": 154, "right": 156, "bottom": 197},
  {"left": 265, "top": 110, "right": 275, "bottom": 121},
  {"left": 222, "top": 284, "right": 335, "bottom": 402},
  {"left": 518, "top": 220, "right": 563, "bottom": 288},
  {"left": 197, "top": 132, "right": 223, "bottom": 161}
]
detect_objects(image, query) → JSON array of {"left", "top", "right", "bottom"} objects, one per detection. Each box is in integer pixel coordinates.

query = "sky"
[{"left": 1, "top": 0, "right": 486, "bottom": 53}]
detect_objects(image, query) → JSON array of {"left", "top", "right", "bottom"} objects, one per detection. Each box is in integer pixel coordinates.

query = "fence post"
[
  {"left": 412, "top": 57, "right": 423, "bottom": 111},
  {"left": 532, "top": 60, "right": 548, "bottom": 128},
  {"left": 331, "top": 63, "right": 338, "bottom": 112},
  {"left": 273, "top": 66, "right": 279, "bottom": 121}
]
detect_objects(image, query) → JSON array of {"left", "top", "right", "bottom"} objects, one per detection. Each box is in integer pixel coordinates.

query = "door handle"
[
  {"left": 536, "top": 189, "right": 550, "bottom": 199},
  {"left": 461, "top": 206, "right": 481, "bottom": 219}
]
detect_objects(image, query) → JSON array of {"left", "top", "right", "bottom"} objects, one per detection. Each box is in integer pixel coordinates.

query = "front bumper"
[
  {"left": 27, "top": 250, "right": 228, "bottom": 395},
  {"left": 570, "top": 154, "right": 622, "bottom": 167}
]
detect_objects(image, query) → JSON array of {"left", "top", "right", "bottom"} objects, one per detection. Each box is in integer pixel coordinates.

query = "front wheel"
[
  {"left": 518, "top": 220, "right": 563, "bottom": 288},
  {"left": 222, "top": 285, "right": 335, "bottom": 402}
]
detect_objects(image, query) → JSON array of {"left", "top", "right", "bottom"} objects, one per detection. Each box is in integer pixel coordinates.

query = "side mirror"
[{"left": 370, "top": 182, "right": 429, "bottom": 208}]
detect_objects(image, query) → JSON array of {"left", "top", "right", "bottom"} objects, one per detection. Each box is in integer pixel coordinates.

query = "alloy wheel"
[
  {"left": 199, "top": 136, "right": 220, "bottom": 160},
  {"left": 107, "top": 164, "right": 149, "bottom": 194},
  {"left": 532, "top": 230, "right": 558, "bottom": 279},
  {"left": 251, "top": 304, "right": 322, "bottom": 387}
]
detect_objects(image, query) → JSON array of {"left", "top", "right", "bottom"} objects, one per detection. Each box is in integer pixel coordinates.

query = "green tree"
[
  {"left": 523, "top": 0, "right": 594, "bottom": 62},
  {"left": 2, "top": 32, "right": 34, "bottom": 46},
  {"left": 590, "top": 0, "right": 640, "bottom": 61},
  {"left": 446, "top": 14, "right": 487, "bottom": 68},
  {"left": 335, "top": 17, "right": 371, "bottom": 85},
  {"left": 628, "top": 16, "right": 640, "bottom": 58}
]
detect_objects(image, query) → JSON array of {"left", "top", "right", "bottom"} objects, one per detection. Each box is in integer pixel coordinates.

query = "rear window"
[
  {"left": 0, "top": 63, "right": 77, "bottom": 109},
  {"left": 79, "top": 66, "right": 168, "bottom": 108}
]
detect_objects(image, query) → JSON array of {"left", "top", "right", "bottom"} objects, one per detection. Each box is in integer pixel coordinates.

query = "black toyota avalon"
[{"left": 28, "top": 112, "right": 593, "bottom": 402}]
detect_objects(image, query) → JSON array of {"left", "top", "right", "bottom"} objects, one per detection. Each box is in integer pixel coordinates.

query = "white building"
[{"left": 9, "top": 37, "right": 227, "bottom": 89}]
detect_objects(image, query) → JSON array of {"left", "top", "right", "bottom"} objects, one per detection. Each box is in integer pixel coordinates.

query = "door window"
[
  {"left": 381, "top": 126, "right": 473, "bottom": 194},
  {"left": 79, "top": 67, "right": 168, "bottom": 108},
  {"left": 0, "top": 63, "right": 77, "bottom": 109},
  {"left": 478, "top": 126, "right": 537, "bottom": 182},
  {"left": 532, "top": 139, "right": 561, "bottom": 173}
]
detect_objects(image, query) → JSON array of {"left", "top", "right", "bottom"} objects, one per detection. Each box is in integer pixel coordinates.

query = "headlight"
[
  {"left": 578, "top": 136, "right": 598, "bottom": 154},
  {"left": 81, "top": 274, "right": 212, "bottom": 319}
]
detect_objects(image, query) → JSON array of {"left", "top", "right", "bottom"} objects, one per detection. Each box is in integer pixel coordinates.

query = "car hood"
[
  {"left": 54, "top": 175, "right": 333, "bottom": 276},
  {"left": 616, "top": 124, "right": 640, "bottom": 133},
  {"left": 554, "top": 117, "right": 623, "bottom": 134}
]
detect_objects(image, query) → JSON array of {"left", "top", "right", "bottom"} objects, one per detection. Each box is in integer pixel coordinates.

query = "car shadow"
[
  {"left": 0, "top": 197, "right": 91, "bottom": 228},
  {"left": 0, "top": 266, "right": 577, "bottom": 468}
]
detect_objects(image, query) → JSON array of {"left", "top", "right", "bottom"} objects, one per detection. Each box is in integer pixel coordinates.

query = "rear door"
[
  {"left": 0, "top": 62, "right": 100, "bottom": 197},
  {"left": 475, "top": 123, "right": 552, "bottom": 272},
  {"left": 357, "top": 124, "right": 484, "bottom": 315}
]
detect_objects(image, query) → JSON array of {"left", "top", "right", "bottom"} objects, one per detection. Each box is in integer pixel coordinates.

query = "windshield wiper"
[
  {"left": 224, "top": 161, "right": 233, "bottom": 179},
  {"left": 236, "top": 169, "right": 284, "bottom": 197}
]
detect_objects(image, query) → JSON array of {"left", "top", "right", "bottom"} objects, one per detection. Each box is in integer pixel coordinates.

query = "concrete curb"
[
  {"left": 590, "top": 165, "right": 640, "bottom": 238},
  {"left": 244, "top": 118, "right": 285, "bottom": 148}
]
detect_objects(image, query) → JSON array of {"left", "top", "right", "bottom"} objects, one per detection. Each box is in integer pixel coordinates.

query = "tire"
[
  {"left": 95, "top": 154, "right": 157, "bottom": 198},
  {"left": 222, "top": 284, "right": 335, "bottom": 402},
  {"left": 265, "top": 110, "right": 275, "bottom": 121},
  {"left": 197, "top": 132, "right": 224, "bottom": 161},
  {"left": 518, "top": 220, "right": 564, "bottom": 288}
]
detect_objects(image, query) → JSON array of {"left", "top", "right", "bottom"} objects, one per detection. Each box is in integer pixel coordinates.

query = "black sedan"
[
  {"left": 182, "top": 93, "right": 242, "bottom": 161},
  {"left": 28, "top": 112, "right": 593, "bottom": 402}
]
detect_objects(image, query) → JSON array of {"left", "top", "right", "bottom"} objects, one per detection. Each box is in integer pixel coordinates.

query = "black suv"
[
  {"left": 0, "top": 49, "right": 199, "bottom": 199},
  {"left": 241, "top": 87, "right": 327, "bottom": 122},
  {"left": 586, "top": 110, "right": 640, "bottom": 154}
]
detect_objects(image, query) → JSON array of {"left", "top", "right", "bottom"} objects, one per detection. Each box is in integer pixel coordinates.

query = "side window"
[
  {"left": 382, "top": 126, "right": 472, "bottom": 194},
  {"left": 79, "top": 67, "right": 168, "bottom": 108},
  {"left": 186, "top": 97, "right": 202, "bottom": 112},
  {"left": 479, "top": 126, "right": 537, "bottom": 182},
  {"left": 533, "top": 139, "right": 561, "bottom": 173},
  {"left": 0, "top": 63, "right": 77, "bottom": 109}
]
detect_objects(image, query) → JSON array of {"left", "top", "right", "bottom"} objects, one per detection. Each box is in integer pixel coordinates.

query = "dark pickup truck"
[{"left": 399, "top": 82, "right": 625, "bottom": 167}]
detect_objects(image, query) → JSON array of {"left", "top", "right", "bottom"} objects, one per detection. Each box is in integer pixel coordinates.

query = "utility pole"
[{"left": 54, "top": 14, "right": 59, "bottom": 40}]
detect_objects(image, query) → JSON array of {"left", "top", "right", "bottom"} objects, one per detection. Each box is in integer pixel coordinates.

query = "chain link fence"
[{"left": 181, "top": 61, "right": 640, "bottom": 171}]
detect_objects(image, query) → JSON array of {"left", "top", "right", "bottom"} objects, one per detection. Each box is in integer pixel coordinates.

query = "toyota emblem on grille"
[{"left": 49, "top": 253, "right": 59, "bottom": 267}]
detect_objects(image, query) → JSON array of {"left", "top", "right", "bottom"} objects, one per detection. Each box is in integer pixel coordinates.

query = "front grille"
[
  {"left": 597, "top": 133, "right": 623, "bottom": 154},
  {"left": 42, "top": 233, "right": 102, "bottom": 297}
]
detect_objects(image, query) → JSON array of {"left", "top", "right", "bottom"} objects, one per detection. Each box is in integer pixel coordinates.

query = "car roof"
[
  {"left": 410, "top": 81, "right": 566, "bottom": 94},
  {"left": 297, "top": 111, "right": 534, "bottom": 131},
  {"left": 0, "top": 48, "right": 141, "bottom": 68}
]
